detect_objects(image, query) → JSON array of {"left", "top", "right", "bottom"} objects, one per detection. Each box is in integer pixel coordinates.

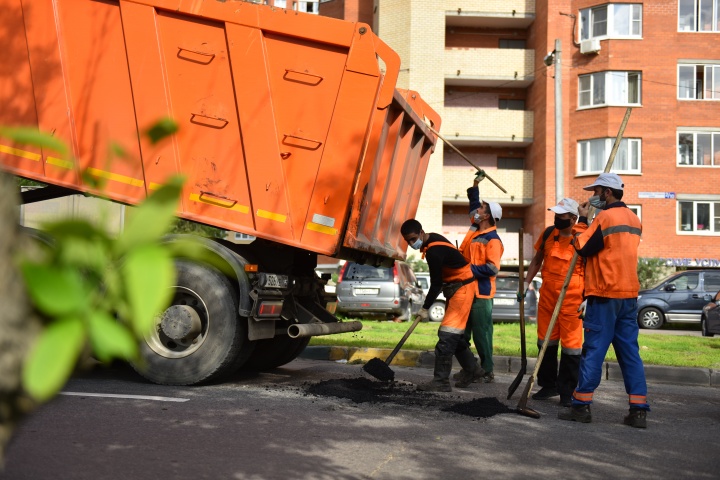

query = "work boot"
[
  {"left": 557, "top": 404, "right": 592, "bottom": 423},
  {"left": 559, "top": 395, "right": 573, "bottom": 407},
  {"left": 454, "top": 348, "right": 484, "bottom": 388},
  {"left": 417, "top": 355, "right": 453, "bottom": 392},
  {"left": 481, "top": 372, "right": 494, "bottom": 383},
  {"left": 623, "top": 409, "right": 647, "bottom": 429},
  {"left": 532, "top": 386, "right": 560, "bottom": 400}
]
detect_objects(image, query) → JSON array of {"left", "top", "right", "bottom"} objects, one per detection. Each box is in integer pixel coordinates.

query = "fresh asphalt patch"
[{"left": 305, "top": 377, "right": 514, "bottom": 419}]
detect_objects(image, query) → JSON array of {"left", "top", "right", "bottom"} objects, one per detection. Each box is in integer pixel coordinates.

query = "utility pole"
[{"left": 554, "top": 38, "right": 563, "bottom": 203}]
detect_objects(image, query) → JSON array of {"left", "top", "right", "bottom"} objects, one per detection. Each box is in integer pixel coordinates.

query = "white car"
[{"left": 415, "top": 273, "right": 446, "bottom": 322}]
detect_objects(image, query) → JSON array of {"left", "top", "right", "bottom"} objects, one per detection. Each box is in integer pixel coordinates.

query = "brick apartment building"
[{"left": 319, "top": 0, "right": 720, "bottom": 269}]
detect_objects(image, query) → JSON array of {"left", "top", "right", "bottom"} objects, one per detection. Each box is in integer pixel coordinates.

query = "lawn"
[{"left": 309, "top": 320, "right": 720, "bottom": 369}]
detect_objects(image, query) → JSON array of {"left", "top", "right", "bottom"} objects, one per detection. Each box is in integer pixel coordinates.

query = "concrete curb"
[{"left": 300, "top": 346, "right": 720, "bottom": 388}]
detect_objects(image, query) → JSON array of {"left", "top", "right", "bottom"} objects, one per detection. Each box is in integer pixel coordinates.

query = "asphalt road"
[{"left": 3, "top": 359, "right": 719, "bottom": 480}]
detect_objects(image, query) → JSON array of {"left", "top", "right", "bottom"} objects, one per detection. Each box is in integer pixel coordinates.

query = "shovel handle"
[{"left": 385, "top": 314, "right": 423, "bottom": 365}]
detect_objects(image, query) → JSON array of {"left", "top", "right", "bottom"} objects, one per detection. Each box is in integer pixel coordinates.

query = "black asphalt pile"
[
  {"left": 441, "top": 397, "right": 514, "bottom": 418},
  {"left": 362, "top": 358, "right": 395, "bottom": 381},
  {"left": 306, "top": 378, "right": 514, "bottom": 419}
]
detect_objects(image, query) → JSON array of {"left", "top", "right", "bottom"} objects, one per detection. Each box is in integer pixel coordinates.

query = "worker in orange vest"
[
  {"left": 401, "top": 219, "right": 481, "bottom": 392},
  {"left": 558, "top": 173, "right": 649, "bottom": 429},
  {"left": 522, "top": 198, "right": 586, "bottom": 407}
]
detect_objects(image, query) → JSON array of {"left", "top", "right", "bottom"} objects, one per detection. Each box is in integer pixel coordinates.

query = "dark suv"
[
  {"left": 637, "top": 270, "right": 720, "bottom": 329},
  {"left": 335, "top": 261, "right": 425, "bottom": 320}
]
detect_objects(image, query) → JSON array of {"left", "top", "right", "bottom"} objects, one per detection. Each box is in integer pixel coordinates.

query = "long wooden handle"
[
  {"left": 385, "top": 314, "right": 423, "bottom": 365},
  {"left": 425, "top": 124, "right": 508, "bottom": 194}
]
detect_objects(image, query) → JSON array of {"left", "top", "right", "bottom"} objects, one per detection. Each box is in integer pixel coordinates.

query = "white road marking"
[{"left": 59, "top": 392, "right": 189, "bottom": 402}]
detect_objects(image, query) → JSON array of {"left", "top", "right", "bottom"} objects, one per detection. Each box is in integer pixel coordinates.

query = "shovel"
[
  {"left": 507, "top": 229, "right": 527, "bottom": 399},
  {"left": 363, "top": 312, "right": 423, "bottom": 381}
]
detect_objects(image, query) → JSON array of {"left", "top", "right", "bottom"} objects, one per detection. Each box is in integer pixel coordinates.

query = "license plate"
[
  {"left": 494, "top": 298, "right": 515, "bottom": 306},
  {"left": 354, "top": 288, "right": 379, "bottom": 295}
]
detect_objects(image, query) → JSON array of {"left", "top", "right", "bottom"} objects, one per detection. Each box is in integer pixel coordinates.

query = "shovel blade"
[
  {"left": 506, "top": 365, "right": 526, "bottom": 400},
  {"left": 362, "top": 357, "right": 395, "bottom": 382}
]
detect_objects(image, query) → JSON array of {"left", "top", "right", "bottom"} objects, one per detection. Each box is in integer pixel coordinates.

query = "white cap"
[
  {"left": 548, "top": 198, "right": 579, "bottom": 216},
  {"left": 485, "top": 201, "right": 502, "bottom": 222},
  {"left": 583, "top": 172, "right": 624, "bottom": 191}
]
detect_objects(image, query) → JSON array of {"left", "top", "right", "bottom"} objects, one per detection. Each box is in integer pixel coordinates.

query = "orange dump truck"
[{"left": 0, "top": 0, "right": 440, "bottom": 385}]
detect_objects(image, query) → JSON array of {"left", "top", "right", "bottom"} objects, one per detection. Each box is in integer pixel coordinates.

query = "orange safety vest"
[{"left": 575, "top": 207, "right": 642, "bottom": 298}]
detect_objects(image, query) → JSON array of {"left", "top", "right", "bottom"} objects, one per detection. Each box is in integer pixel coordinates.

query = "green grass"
[{"left": 309, "top": 320, "right": 720, "bottom": 369}]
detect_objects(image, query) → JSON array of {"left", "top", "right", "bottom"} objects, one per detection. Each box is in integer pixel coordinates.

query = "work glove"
[
  {"left": 516, "top": 282, "right": 529, "bottom": 302},
  {"left": 474, "top": 169, "right": 486, "bottom": 183},
  {"left": 577, "top": 299, "right": 587, "bottom": 320},
  {"left": 416, "top": 308, "right": 429, "bottom": 322}
]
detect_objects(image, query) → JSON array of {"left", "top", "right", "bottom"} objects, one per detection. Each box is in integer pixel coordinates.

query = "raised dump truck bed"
[{"left": 0, "top": 0, "right": 440, "bottom": 385}]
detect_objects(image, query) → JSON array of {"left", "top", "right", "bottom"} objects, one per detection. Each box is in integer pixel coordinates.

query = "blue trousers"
[{"left": 573, "top": 297, "right": 650, "bottom": 410}]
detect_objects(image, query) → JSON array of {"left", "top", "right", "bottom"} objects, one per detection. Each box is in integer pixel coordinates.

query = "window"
[
  {"left": 234, "top": 232, "right": 256, "bottom": 241},
  {"left": 499, "top": 39, "right": 527, "bottom": 49},
  {"left": 297, "top": 1, "right": 318, "bottom": 13},
  {"left": 274, "top": 0, "right": 287, "bottom": 7},
  {"left": 578, "top": 71, "right": 641, "bottom": 108},
  {"left": 679, "top": 0, "right": 720, "bottom": 31},
  {"left": 671, "top": 273, "right": 700, "bottom": 290},
  {"left": 678, "top": 64, "right": 720, "bottom": 99},
  {"left": 627, "top": 205, "right": 642, "bottom": 221},
  {"left": 678, "top": 200, "right": 720, "bottom": 234},
  {"left": 677, "top": 130, "right": 720, "bottom": 166},
  {"left": 705, "top": 272, "right": 720, "bottom": 291},
  {"left": 497, "top": 157, "right": 525, "bottom": 170},
  {"left": 577, "top": 138, "right": 642, "bottom": 174},
  {"left": 499, "top": 99, "right": 525, "bottom": 110},
  {"left": 581, "top": 4, "right": 643, "bottom": 40}
]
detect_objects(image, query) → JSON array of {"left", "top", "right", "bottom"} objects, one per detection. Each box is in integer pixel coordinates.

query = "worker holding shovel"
[
  {"left": 521, "top": 198, "right": 586, "bottom": 407},
  {"left": 400, "top": 219, "right": 482, "bottom": 392}
]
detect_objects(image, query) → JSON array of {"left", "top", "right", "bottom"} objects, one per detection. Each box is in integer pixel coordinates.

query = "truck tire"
[
  {"left": 131, "top": 261, "right": 254, "bottom": 385},
  {"left": 243, "top": 335, "right": 310, "bottom": 371}
]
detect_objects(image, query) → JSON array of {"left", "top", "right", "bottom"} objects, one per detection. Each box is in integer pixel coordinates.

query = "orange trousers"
[
  {"left": 536, "top": 275, "right": 584, "bottom": 352},
  {"left": 439, "top": 282, "right": 477, "bottom": 334}
]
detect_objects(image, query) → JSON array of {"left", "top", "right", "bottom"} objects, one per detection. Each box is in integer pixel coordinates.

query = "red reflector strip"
[{"left": 258, "top": 301, "right": 284, "bottom": 316}]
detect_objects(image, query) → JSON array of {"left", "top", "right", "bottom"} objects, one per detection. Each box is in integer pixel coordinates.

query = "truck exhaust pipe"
[{"left": 287, "top": 321, "right": 362, "bottom": 338}]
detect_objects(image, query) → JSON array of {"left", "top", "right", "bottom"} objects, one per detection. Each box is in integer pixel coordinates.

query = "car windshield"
[{"left": 343, "top": 263, "right": 391, "bottom": 281}]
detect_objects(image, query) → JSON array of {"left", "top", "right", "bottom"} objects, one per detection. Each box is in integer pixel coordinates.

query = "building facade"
[{"left": 321, "top": 0, "right": 720, "bottom": 268}]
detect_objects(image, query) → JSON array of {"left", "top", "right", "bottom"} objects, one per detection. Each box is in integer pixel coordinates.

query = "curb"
[{"left": 300, "top": 346, "right": 720, "bottom": 388}]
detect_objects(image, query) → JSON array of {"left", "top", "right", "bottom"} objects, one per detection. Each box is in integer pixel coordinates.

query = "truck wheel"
[
  {"left": 638, "top": 307, "right": 664, "bottom": 330},
  {"left": 131, "top": 261, "right": 254, "bottom": 385},
  {"left": 243, "top": 335, "right": 310, "bottom": 371}
]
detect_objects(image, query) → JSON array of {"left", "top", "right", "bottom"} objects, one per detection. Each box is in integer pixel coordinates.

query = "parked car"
[
  {"left": 335, "top": 261, "right": 424, "bottom": 320},
  {"left": 701, "top": 290, "right": 720, "bottom": 337},
  {"left": 637, "top": 270, "right": 720, "bottom": 329},
  {"left": 415, "top": 271, "right": 540, "bottom": 323},
  {"left": 415, "top": 273, "right": 446, "bottom": 322}
]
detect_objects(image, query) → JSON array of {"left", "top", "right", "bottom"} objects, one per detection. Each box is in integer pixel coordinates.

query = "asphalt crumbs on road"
[{"left": 305, "top": 377, "right": 514, "bottom": 419}]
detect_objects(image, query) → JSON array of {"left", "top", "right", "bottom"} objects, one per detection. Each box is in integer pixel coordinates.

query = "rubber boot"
[
  {"left": 557, "top": 353, "right": 581, "bottom": 407},
  {"left": 417, "top": 355, "right": 453, "bottom": 392},
  {"left": 454, "top": 348, "right": 485, "bottom": 388},
  {"left": 532, "top": 344, "right": 559, "bottom": 400}
]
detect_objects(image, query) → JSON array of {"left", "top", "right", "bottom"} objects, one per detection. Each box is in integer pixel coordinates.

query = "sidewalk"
[{"left": 300, "top": 346, "right": 720, "bottom": 387}]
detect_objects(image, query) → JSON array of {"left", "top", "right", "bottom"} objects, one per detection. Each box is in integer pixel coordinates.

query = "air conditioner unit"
[{"left": 580, "top": 39, "right": 601, "bottom": 55}]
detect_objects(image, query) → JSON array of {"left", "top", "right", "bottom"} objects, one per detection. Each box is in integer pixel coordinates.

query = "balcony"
[
  {"left": 445, "top": 0, "right": 535, "bottom": 28},
  {"left": 444, "top": 48, "right": 534, "bottom": 87},
  {"left": 441, "top": 107, "right": 533, "bottom": 147}
]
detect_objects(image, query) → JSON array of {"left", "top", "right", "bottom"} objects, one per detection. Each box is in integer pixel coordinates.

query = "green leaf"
[
  {"left": 0, "top": 126, "right": 68, "bottom": 156},
  {"left": 88, "top": 311, "right": 138, "bottom": 362},
  {"left": 57, "top": 237, "right": 109, "bottom": 274},
  {"left": 121, "top": 245, "right": 175, "bottom": 335},
  {"left": 43, "top": 219, "right": 108, "bottom": 241},
  {"left": 23, "top": 317, "right": 85, "bottom": 402},
  {"left": 143, "top": 117, "right": 178, "bottom": 144},
  {"left": 20, "top": 263, "right": 89, "bottom": 317},
  {"left": 114, "top": 176, "right": 184, "bottom": 254}
]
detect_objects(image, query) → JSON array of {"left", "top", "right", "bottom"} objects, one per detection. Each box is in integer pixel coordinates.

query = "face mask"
[
  {"left": 554, "top": 217, "right": 572, "bottom": 230},
  {"left": 589, "top": 195, "right": 606, "bottom": 209},
  {"left": 409, "top": 238, "right": 423, "bottom": 250}
]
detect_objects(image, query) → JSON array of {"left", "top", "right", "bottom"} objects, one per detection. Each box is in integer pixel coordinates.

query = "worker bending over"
[{"left": 401, "top": 219, "right": 482, "bottom": 392}]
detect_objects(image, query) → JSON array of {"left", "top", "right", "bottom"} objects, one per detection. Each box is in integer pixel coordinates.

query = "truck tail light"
[
  {"left": 257, "top": 300, "right": 284, "bottom": 317},
  {"left": 393, "top": 264, "right": 399, "bottom": 284}
]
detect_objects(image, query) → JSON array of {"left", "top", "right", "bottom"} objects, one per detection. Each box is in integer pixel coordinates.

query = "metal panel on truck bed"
[{"left": 0, "top": 0, "right": 439, "bottom": 264}]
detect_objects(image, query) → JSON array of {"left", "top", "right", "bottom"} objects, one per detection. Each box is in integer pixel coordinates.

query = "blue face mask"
[
  {"left": 409, "top": 238, "right": 423, "bottom": 250},
  {"left": 589, "top": 195, "right": 606, "bottom": 210}
]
